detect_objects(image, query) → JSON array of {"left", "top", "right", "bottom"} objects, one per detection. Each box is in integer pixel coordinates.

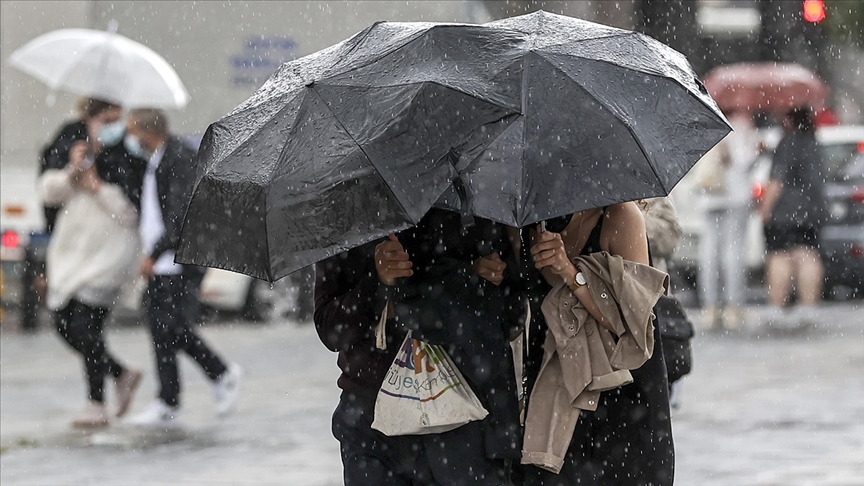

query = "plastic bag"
[{"left": 371, "top": 331, "right": 488, "bottom": 436}]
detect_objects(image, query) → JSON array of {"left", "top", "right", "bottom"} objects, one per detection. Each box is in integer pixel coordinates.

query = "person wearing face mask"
[
  {"left": 124, "top": 109, "right": 241, "bottom": 429},
  {"left": 37, "top": 99, "right": 147, "bottom": 429}
]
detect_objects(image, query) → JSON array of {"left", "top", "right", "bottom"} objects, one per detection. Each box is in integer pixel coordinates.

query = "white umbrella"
[{"left": 8, "top": 21, "right": 189, "bottom": 109}]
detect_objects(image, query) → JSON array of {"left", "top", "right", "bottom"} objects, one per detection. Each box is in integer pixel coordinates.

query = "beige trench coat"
[{"left": 522, "top": 252, "right": 668, "bottom": 473}]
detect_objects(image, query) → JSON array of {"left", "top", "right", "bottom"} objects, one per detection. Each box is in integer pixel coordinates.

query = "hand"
[
  {"left": 375, "top": 234, "right": 413, "bottom": 286},
  {"left": 472, "top": 252, "right": 506, "bottom": 286},
  {"left": 76, "top": 166, "right": 102, "bottom": 193},
  {"left": 140, "top": 257, "right": 156, "bottom": 280},
  {"left": 530, "top": 229, "right": 577, "bottom": 282},
  {"left": 68, "top": 141, "right": 90, "bottom": 171}
]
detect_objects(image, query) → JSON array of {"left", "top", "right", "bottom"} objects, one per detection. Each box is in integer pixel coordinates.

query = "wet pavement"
[{"left": 1, "top": 302, "right": 862, "bottom": 485}]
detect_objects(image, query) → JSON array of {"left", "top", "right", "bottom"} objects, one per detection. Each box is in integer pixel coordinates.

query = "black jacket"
[
  {"left": 314, "top": 208, "right": 523, "bottom": 460},
  {"left": 96, "top": 142, "right": 147, "bottom": 212},
  {"left": 149, "top": 137, "right": 198, "bottom": 262},
  {"left": 39, "top": 120, "right": 88, "bottom": 233}
]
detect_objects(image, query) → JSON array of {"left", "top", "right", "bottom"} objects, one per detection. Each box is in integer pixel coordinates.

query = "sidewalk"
[{"left": 2, "top": 302, "right": 863, "bottom": 485}]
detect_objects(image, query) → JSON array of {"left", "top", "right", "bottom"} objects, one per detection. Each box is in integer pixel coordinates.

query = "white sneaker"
[
  {"left": 127, "top": 400, "right": 181, "bottom": 429},
  {"left": 213, "top": 363, "right": 242, "bottom": 417}
]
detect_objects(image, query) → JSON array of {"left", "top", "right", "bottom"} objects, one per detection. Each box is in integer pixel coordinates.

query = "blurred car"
[{"left": 669, "top": 125, "right": 864, "bottom": 302}]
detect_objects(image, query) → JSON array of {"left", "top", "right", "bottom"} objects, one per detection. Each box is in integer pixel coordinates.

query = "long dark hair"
[{"left": 787, "top": 106, "right": 815, "bottom": 133}]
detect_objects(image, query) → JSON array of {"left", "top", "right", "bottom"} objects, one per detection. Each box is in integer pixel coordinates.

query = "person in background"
[
  {"left": 38, "top": 99, "right": 145, "bottom": 428},
  {"left": 643, "top": 197, "right": 683, "bottom": 275},
  {"left": 124, "top": 109, "right": 241, "bottom": 428},
  {"left": 698, "top": 110, "right": 762, "bottom": 330},
  {"left": 757, "top": 106, "right": 827, "bottom": 329}
]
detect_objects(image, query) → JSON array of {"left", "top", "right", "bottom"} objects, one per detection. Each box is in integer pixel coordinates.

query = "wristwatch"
[
  {"left": 566, "top": 271, "right": 586, "bottom": 295},
  {"left": 573, "top": 271, "right": 586, "bottom": 288}
]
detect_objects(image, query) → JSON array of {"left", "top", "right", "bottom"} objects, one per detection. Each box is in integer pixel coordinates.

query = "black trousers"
[
  {"left": 144, "top": 273, "right": 227, "bottom": 407},
  {"left": 332, "top": 392, "right": 512, "bottom": 486},
  {"left": 55, "top": 299, "right": 125, "bottom": 403}
]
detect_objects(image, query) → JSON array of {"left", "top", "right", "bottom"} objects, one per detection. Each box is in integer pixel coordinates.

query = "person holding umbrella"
[
  {"left": 123, "top": 109, "right": 241, "bottom": 429},
  {"left": 520, "top": 202, "right": 674, "bottom": 485},
  {"left": 314, "top": 208, "right": 523, "bottom": 485},
  {"left": 757, "top": 106, "right": 827, "bottom": 328},
  {"left": 38, "top": 99, "right": 146, "bottom": 428}
]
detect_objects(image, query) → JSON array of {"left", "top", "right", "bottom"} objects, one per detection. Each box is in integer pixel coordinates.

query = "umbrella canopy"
[
  {"left": 433, "top": 12, "right": 731, "bottom": 226},
  {"left": 702, "top": 62, "right": 828, "bottom": 115},
  {"left": 8, "top": 22, "right": 189, "bottom": 109},
  {"left": 177, "top": 11, "right": 729, "bottom": 281}
]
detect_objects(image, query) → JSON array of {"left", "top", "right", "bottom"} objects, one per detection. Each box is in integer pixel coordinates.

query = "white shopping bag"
[{"left": 371, "top": 331, "right": 488, "bottom": 436}]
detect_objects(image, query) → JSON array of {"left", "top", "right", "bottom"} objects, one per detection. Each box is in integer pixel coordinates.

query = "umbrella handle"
[{"left": 539, "top": 221, "right": 546, "bottom": 233}]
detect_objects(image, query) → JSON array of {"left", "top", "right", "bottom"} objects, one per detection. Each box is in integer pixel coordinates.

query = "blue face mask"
[
  {"left": 97, "top": 120, "right": 126, "bottom": 146},
  {"left": 124, "top": 134, "right": 150, "bottom": 159}
]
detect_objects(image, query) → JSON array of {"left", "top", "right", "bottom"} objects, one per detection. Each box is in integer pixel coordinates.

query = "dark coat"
[
  {"left": 314, "top": 208, "right": 523, "bottom": 460},
  {"left": 39, "top": 120, "right": 88, "bottom": 233},
  {"left": 95, "top": 142, "right": 147, "bottom": 212},
  {"left": 769, "top": 130, "right": 827, "bottom": 227},
  {"left": 149, "top": 137, "right": 198, "bottom": 262}
]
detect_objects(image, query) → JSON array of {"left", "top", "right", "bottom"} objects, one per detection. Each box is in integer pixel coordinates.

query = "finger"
[
  {"left": 481, "top": 260, "right": 507, "bottom": 273},
  {"left": 384, "top": 261, "right": 413, "bottom": 270},
  {"left": 381, "top": 250, "right": 411, "bottom": 261},
  {"left": 378, "top": 240, "right": 403, "bottom": 251},
  {"left": 488, "top": 252, "right": 503, "bottom": 262},
  {"left": 388, "top": 233, "right": 400, "bottom": 243},
  {"left": 530, "top": 241, "right": 562, "bottom": 255},
  {"left": 386, "top": 269, "right": 413, "bottom": 279}
]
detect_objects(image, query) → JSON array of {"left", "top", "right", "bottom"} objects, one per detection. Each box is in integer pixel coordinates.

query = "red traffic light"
[
  {"left": 802, "top": 0, "right": 826, "bottom": 23},
  {"left": 1, "top": 230, "right": 20, "bottom": 249}
]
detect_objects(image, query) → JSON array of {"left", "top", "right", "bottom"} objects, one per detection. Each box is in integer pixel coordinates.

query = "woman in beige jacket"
[{"left": 519, "top": 201, "right": 674, "bottom": 485}]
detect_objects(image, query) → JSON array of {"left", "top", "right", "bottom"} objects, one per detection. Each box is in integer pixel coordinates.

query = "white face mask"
[
  {"left": 97, "top": 120, "right": 126, "bottom": 146},
  {"left": 124, "top": 134, "right": 150, "bottom": 159}
]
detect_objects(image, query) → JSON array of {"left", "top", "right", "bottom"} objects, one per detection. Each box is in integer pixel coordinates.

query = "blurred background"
[
  {"left": 2, "top": 0, "right": 863, "bottom": 327},
  {"left": 0, "top": 2, "right": 862, "bottom": 484}
]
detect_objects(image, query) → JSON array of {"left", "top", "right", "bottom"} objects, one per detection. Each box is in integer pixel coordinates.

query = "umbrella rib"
[
  {"left": 303, "top": 85, "right": 414, "bottom": 222},
  {"left": 536, "top": 58, "right": 664, "bottom": 195}
]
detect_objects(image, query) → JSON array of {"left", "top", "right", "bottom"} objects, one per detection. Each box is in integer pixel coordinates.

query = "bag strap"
[{"left": 375, "top": 300, "right": 394, "bottom": 350}]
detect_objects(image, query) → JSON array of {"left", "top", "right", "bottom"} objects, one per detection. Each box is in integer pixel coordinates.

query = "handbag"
[
  {"left": 655, "top": 294, "right": 694, "bottom": 385},
  {"left": 371, "top": 303, "right": 489, "bottom": 436}
]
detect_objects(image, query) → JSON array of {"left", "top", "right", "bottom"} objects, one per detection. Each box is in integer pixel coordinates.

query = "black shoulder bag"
[{"left": 648, "top": 243, "right": 694, "bottom": 385}]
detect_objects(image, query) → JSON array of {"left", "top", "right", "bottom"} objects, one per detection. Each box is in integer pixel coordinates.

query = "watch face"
[{"left": 576, "top": 272, "right": 586, "bottom": 286}]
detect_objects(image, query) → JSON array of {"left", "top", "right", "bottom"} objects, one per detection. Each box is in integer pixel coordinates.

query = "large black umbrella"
[
  {"left": 177, "top": 11, "right": 729, "bottom": 281},
  {"left": 432, "top": 12, "right": 731, "bottom": 226}
]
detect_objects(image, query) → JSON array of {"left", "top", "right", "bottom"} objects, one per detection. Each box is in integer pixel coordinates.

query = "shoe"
[
  {"left": 71, "top": 401, "right": 110, "bottom": 429},
  {"left": 114, "top": 369, "right": 143, "bottom": 418},
  {"left": 127, "top": 400, "right": 181, "bottom": 429},
  {"left": 213, "top": 363, "right": 242, "bottom": 417}
]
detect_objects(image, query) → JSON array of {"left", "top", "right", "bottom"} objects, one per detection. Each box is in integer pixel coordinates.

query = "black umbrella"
[
  {"left": 432, "top": 12, "right": 731, "bottom": 226},
  {"left": 177, "top": 11, "right": 729, "bottom": 281}
]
